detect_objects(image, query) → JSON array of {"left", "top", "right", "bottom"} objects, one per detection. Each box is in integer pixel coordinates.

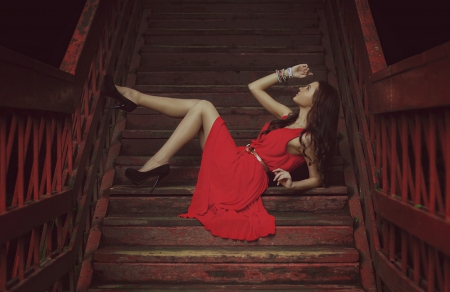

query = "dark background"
[
  {"left": 368, "top": 0, "right": 450, "bottom": 65},
  {"left": 0, "top": 0, "right": 449, "bottom": 67},
  {"left": 0, "top": 0, "right": 87, "bottom": 67}
]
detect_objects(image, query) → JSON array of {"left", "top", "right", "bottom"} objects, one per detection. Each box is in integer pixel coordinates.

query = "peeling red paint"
[{"left": 60, "top": 0, "right": 101, "bottom": 74}]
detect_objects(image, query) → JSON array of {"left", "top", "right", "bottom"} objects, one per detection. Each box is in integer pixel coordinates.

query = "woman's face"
[{"left": 293, "top": 82, "right": 319, "bottom": 108}]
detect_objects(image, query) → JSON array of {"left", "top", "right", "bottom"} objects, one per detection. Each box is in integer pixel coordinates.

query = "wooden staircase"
[{"left": 89, "top": 0, "right": 365, "bottom": 290}]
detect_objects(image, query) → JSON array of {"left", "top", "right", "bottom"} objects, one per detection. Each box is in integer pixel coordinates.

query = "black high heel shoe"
[
  {"left": 125, "top": 164, "right": 170, "bottom": 192},
  {"left": 102, "top": 74, "right": 137, "bottom": 112}
]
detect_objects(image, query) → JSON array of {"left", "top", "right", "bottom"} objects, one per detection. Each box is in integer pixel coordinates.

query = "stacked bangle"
[{"left": 275, "top": 67, "right": 293, "bottom": 82}]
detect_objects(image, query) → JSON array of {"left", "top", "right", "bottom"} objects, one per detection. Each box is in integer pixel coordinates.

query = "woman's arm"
[
  {"left": 248, "top": 64, "right": 313, "bottom": 119},
  {"left": 273, "top": 135, "right": 322, "bottom": 190},
  {"left": 248, "top": 73, "right": 292, "bottom": 119}
]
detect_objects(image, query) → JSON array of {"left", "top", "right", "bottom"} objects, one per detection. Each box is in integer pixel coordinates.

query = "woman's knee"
[{"left": 193, "top": 100, "right": 216, "bottom": 113}]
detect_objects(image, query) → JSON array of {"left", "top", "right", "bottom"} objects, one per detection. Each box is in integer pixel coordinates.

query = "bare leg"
[
  {"left": 139, "top": 100, "right": 219, "bottom": 172},
  {"left": 116, "top": 85, "right": 200, "bottom": 118}
]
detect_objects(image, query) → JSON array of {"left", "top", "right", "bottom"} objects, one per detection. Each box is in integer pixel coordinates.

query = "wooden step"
[
  {"left": 147, "top": 18, "right": 319, "bottom": 30},
  {"left": 114, "top": 92, "right": 292, "bottom": 107},
  {"left": 146, "top": 28, "right": 321, "bottom": 36},
  {"left": 103, "top": 213, "right": 352, "bottom": 227},
  {"left": 106, "top": 192, "right": 348, "bottom": 215},
  {"left": 144, "top": 0, "right": 323, "bottom": 4},
  {"left": 113, "top": 165, "right": 344, "bottom": 186},
  {"left": 140, "top": 45, "right": 324, "bottom": 54},
  {"left": 144, "top": 34, "right": 322, "bottom": 47},
  {"left": 93, "top": 262, "right": 359, "bottom": 284},
  {"left": 135, "top": 70, "right": 327, "bottom": 85},
  {"left": 146, "top": 11, "right": 319, "bottom": 20},
  {"left": 110, "top": 185, "right": 347, "bottom": 195},
  {"left": 120, "top": 129, "right": 261, "bottom": 140},
  {"left": 88, "top": 283, "right": 364, "bottom": 292},
  {"left": 143, "top": 3, "right": 323, "bottom": 13},
  {"left": 94, "top": 245, "right": 359, "bottom": 263},
  {"left": 130, "top": 84, "right": 315, "bottom": 94},
  {"left": 139, "top": 52, "right": 323, "bottom": 68},
  {"left": 115, "top": 155, "right": 343, "bottom": 167},
  {"left": 125, "top": 108, "right": 274, "bottom": 130},
  {"left": 101, "top": 225, "right": 354, "bottom": 247}
]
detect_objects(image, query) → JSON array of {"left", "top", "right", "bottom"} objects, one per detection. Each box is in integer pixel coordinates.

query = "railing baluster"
[
  {"left": 389, "top": 222, "right": 395, "bottom": 262},
  {"left": 428, "top": 113, "right": 437, "bottom": 214},
  {"left": 0, "top": 115, "right": 6, "bottom": 212},
  {"left": 401, "top": 115, "right": 408, "bottom": 201},
  {"left": 413, "top": 114, "right": 422, "bottom": 206},
  {"left": 382, "top": 118, "right": 388, "bottom": 192},
  {"left": 401, "top": 230, "right": 407, "bottom": 274},
  {"left": 427, "top": 247, "right": 435, "bottom": 292},
  {"left": 413, "top": 236, "right": 420, "bottom": 285},
  {"left": 445, "top": 256, "right": 450, "bottom": 292},
  {"left": 0, "top": 245, "right": 6, "bottom": 291},
  {"left": 390, "top": 116, "right": 397, "bottom": 196}
]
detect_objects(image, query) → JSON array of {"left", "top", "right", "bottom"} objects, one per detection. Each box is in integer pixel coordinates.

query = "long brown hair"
[{"left": 261, "top": 81, "right": 340, "bottom": 185}]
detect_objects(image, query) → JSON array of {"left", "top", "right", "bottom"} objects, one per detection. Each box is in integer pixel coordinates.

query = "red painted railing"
[
  {"left": 327, "top": 0, "right": 450, "bottom": 291},
  {"left": 0, "top": 0, "right": 141, "bottom": 291}
]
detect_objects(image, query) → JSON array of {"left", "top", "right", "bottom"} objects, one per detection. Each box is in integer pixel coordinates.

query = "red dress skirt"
[{"left": 179, "top": 117, "right": 305, "bottom": 241}]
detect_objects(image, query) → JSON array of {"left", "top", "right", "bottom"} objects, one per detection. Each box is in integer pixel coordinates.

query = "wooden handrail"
[
  {"left": 0, "top": 46, "right": 78, "bottom": 113},
  {"left": 369, "top": 41, "right": 450, "bottom": 114},
  {"left": 0, "top": 0, "right": 109, "bottom": 114}
]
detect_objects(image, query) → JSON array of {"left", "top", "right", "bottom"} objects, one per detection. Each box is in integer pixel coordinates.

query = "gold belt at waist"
[{"left": 245, "top": 144, "right": 270, "bottom": 174}]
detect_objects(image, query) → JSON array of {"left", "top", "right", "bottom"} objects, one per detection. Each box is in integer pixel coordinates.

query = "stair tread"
[
  {"left": 129, "top": 84, "right": 318, "bottom": 93},
  {"left": 143, "top": 3, "right": 323, "bottom": 13},
  {"left": 89, "top": 284, "right": 363, "bottom": 292},
  {"left": 115, "top": 155, "right": 343, "bottom": 167},
  {"left": 94, "top": 245, "right": 359, "bottom": 264},
  {"left": 109, "top": 185, "right": 348, "bottom": 196},
  {"left": 135, "top": 70, "right": 327, "bottom": 85},
  {"left": 135, "top": 65, "right": 327, "bottom": 73},
  {"left": 140, "top": 45, "right": 324, "bottom": 54},
  {"left": 145, "top": 28, "right": 321, "bottom": 36},
  {"left": 102, "top": 213, "right": 353, "bottom": 227}
]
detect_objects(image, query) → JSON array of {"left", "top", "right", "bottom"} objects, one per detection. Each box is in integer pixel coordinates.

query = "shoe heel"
[
  {"left": 150, "top": 176, "right": 161, "bottom": 193},
  {"left": 102, "top": 75, "right": 137, "bottom": 112},
  {"left": 107, "top": 103, "right": 126, "bottom": 110}
]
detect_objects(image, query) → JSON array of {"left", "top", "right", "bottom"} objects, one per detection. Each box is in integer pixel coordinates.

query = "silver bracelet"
[{"left": 288, "top": 67, "right": 293, "bottom": 79}]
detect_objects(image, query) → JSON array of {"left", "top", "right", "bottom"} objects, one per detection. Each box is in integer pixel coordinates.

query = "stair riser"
[
  {"left": 107, "top": 196, "right": 348, "bottom": 215},
  {"left": 126, "top": 114, "right": 274, "bottom": 130},
  {"left": 148, "top": 19, "right": 319, "bottom": 30},
  {"left": 101, "top": 226, "right": 354, "bottom": 247},
  {"left": 120, "top": 139, "right": 243, "bottom": 156},
  {"left": 136, "top": 71, "right": 327, "bottom": 85},
  {"left": 125, "top": 93, "right": 296, "bottom": 107},
  {"left": 144, "top": 35, "right": 321, "bottom": 47},
  {"left": 140, "top": 53, "right": 323, "bottom": 67},
  {"left": 141, "top": 46, "right": 325, "bottom": 54},
  {"left": 115, "top": 154, "right": 343, "bottom": 166},
  {"left": 94, "top": 247, "right": 359, "bottom": 264},
  {"left": 93, "top": 262, "right": 358, "bottom": 284},
  {"left": 114, "top": 166, "right": 344, "bottom": 186},
  {"left": 89, "top": 284, "right": 364, "bottom": 292},
  {"left": 144, "top": 4, "right": 322, "bottom": 13},
  {"left": 114, "top": 166, "right": 199, "bottom": 186},
  {"left": 121, "top": 130, "right": 260, "bottom": 140}
]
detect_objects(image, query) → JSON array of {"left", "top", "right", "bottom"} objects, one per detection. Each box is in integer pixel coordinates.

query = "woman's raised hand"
[
  {"left": 291, "top": 64, "right": 313, "bottom": 79},
  {"left": 273, "top": 168, "right": 293, "bottom": 189}
]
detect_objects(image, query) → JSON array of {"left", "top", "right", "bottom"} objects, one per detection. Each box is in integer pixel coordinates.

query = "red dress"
[{"left": 179, "top": 117, "right": 305, "bottom": 241}]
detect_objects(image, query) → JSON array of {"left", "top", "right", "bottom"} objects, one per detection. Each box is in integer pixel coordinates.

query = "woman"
[{"left": 103, "top": 64, "right": 340, "bottom": 241}]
